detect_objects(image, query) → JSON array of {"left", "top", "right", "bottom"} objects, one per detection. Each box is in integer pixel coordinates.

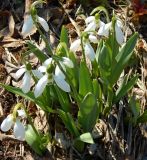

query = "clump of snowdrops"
[{"left": 0, "top": 0, "right": 141, "bottom": 155}]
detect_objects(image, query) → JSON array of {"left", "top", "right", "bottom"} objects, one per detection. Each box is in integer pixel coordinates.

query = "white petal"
[
  {"left": 84, "top": 43, "right": 95, "bottom": 61},
  {"left": 37, "top": 16, "right": 49, "bottom": 32},
  {"left": 98, "top": 22, "right": 111, "bottom": 37},
  {"left": 43, "top": 58, "right": 53, "bottom": 67},
  {"left": 89, "top": 35, "right": 98, "bottom": 43},
  {"left": 85, "top": 16, "right": 95, "bottom": 25},
  {"left": 1, "top": 115, "right": 13, "bottom": 132},
  {"left": 17, "top": 110, "right": 26, "bottom": 118},
  {"left": 22, "top": 71, "right": 31, "bottom": 93},
  {"left": 38, "top": 66, "right": 47, "bottom": 73},
  {"left": 15, "top": 68, "right": 26, "bottom": 80},
  {"left": 116, "top": 20, "right": 123, "bottom": 28},
  {"left": 62, "top": 57, "right": 74, "bottom": 68},
  {"left": 54, "top": 75, "right": 71, "bottom": 92},
  {"left": 84, "top": 21, "right": 96, "bottom": 32},
  {"left": 70, "top": 39, "right": 81, "bottom": 52},
  {"left": 55, "top": 66, "right": 65, "bottom": 79},
  {"left": 13, "top": 119, "right": 25, "bottom": 141},
  {"left": 34, "top": 75, "right": 48, "bottom": 98},
  {"left": 115, "top": 24, "right": 124, "bottom": 45},
  {"left": 32, "top": 70, "right": 43, "bottom": 79},
  {"left": 21, "top": 15, "right": 34, "bottom": 37}
]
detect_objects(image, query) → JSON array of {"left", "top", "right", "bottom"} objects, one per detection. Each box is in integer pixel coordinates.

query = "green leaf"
[
  {"left": 60, "top": 26, "right": 68, "bottom": 45},
  {"left": 110, "top": 33, "right": 138, "bottom": 85},
  {"left": 77, "top": 132, "right": 94, "bottom": 144},
  {"left": 92, "top": 79, "right": 102, "bottom": 100},
  {"left": 98, "top": 44, "right": 112, "bottom": 78},
  {"left": 114, "top": 75, "right": 138, "bottom": 103},
  {"left": 137, "top": 110, "right": 147, "bottom": 124},
  {"left": 78, "top": 92, "right": 99, "bottom": 132},
  {"left": 0, "top": 83, "right": 48, "bottom": 112},
  {"left": 27, "top": 41, "right": 48, "bottom": 62},
  {"left": 54, "top": 85, "right": 70, "bottom": 112},
  {"left": 58, "top": 110, "right": 80, "bottom": 137},
  {"left": 25, "top": 125, "right": 46, "bottom": 156},
  {"left": 79, "top": 61, "right": 93, "bottom": 97},
  {"left": 130, "top": 96, "right": 140, "bottom": 120}
]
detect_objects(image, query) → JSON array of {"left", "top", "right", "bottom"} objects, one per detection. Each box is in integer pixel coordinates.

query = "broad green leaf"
[
  {"left": 25, "top": 125, "right": 46, "bottom": 156},
  {"left": 78, "top": 92, "right": 99, "bottom": 132},
  {"left": 58, "top": 110, "right": 80, "bottom": 137},
  {"left": 98, "top": 44, "right": 112, "bottom": 78},
  {"left": 114, "top": 75, "right": 138, "bottom": 103},
  {"left": 60, "top": 26, "right": 68, "bottom": 45},
  {"left": 27, "top": 41, "right": 48, "bottom": 62},
  {"left": 110, "top": 33, "right": 138, "bottom": 85},
  {"left": 77, "top": 132, "right": 94, "bottom": 144},
  {"left": 79, "top": 61, "right": 93, "bottom": 97},
  {"left": 92, "top": 79, "right": 102, "bottom": 100}
]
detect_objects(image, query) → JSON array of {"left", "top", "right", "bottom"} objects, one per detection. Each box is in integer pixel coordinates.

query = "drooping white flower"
[
  {"left": 85, "top": 16, "right": 97, "bottom": 32},
  {"left": 97, "top": 21, "right": 112, "bottom": 37},
  {"left": 34, "top": 57, "right": 73, "bottom": 98},
  {"left": 84, "top": 43, "right": 95, "bottom": 61},
  {"left": 0, "top": 110, "right": 26, "bottom": 141},
  {"left": 98, "top": 20, "right": 124, "bottom": 45},
  {"left": 115, "top": 20, "right": 124, "bottom": 45},
  {"left": 70, "top": 39, "right": 96, "bottom": 61},
  {"left": 16, "top": 65, "right": 32, "bottom": 93},
  {"left": 21, "top": 15, "right": 49, "bottom": 37}
]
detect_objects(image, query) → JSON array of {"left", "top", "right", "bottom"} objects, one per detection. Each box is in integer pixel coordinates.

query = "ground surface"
[{"left": 0, "top": 0, "right": 147, "bottom": 160}]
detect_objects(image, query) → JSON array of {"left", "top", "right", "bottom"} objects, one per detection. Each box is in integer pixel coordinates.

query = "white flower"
[
  {"left": 85, "top": 16, "right": 97, "bottom": 32},
  {"left": 84, "top": 43, "right": 95, "bottom": 61},
  {"left": 0, "top": 110, "right": 26, "bottom": 141},
  {"left": 22, "top": 15, "right": 49, "bottom": 37},
  {"left": 84, "top": 16, "right": 104, "bottom": 33},
  {"left": 70, "top": 39, "right": 95, "bottom": 61},
  {"left": 16, "top": 65, "right": 32, "bottom": 93},
  {"left": 34, "top": 57, "right": 73, "bottom": 98},
  {"left": 98, "top": 20, "right": 124, "bottom": 45}
]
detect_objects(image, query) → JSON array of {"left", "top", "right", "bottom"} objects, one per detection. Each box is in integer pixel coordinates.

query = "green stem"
[{"left": 80, "top": 35, "right": 86, "bottom": 65}]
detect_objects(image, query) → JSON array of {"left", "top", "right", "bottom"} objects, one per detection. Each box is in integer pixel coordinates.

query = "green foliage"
[{"left": 78, "top": 92, "right": 99, "bottom": 132}]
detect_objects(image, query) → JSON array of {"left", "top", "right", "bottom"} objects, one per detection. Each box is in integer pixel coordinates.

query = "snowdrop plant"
[{"left": 0, "top": 1, "right": 139, "bottom": 155}]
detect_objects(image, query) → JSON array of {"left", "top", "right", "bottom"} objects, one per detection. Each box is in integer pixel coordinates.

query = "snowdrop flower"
[
  {"left": 70, "top": 38, "right": 95, "bottom": 61},
  {"left": 98, "top": 20, "right": 124, "bottom": 45},
  {"left": 84, "top": 15, "right": 104, "bottom": 32},
  {"left": 34, "top": 57, "right": 73, "bottom": 98},
  {"left": 22, "top": 15, "right": 49, "bottom": 37},
  {"left": 1, "top": 110, "right": 26, "bottom": 141},
  {"left": 16, "top": 65, "right": 32, "bottom": 93}
]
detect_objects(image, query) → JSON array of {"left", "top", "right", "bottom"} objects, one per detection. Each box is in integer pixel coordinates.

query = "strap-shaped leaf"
[
  {"left": 114, "top": 75, "right": 138, "bottom": 103},
  {"left": 58, "top": 110, "right": 80, "bottom": 137},
  {"left": 79, "top": 61, "right": 93, "bottom": 97},
  {"left": 27, "top": 41, "right": 48, "bottom": 62},
  {"left": 60, "top": 26, "right": 68, "bottom": 45},
  {"left": 78, "top": 92, "right": 99, "bottom": 132},
  {"left": 0, "top": 83, "right": 50, "bottom": 112},
  {"left": 110, "top": 33, "right": 138, "bottom": 85}
]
